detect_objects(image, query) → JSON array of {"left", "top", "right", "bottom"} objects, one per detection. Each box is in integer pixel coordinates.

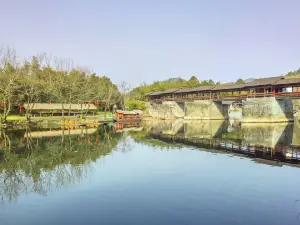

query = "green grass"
[
  {"left": 6, "top": 115, "right": 26, "bottom": 121},
  {"left": 97, "top": 112, "right": 113, "bottom": 117},
  {"left": 6, "top": 112, "right": 114, "bottom": 122}
]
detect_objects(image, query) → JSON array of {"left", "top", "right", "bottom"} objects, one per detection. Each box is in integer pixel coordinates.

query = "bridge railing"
[
  {"left": 275, "top": 91, "right": 300, "bottom": 97},
  {"left": 150, "top": 91, "right": 300, "bottom": 102}
]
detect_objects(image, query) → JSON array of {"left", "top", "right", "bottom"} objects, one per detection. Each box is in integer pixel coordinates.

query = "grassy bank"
[{"left": 6, "top": 112, "right": 114, "bottom": 122}]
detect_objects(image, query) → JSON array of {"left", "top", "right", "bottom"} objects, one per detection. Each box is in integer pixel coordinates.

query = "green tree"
[
  {"left": 236, "top": 78, "right": 245, "bottom": 84},
  {"left": 188, "top": 76, "right": 199, "bottom": 87}
]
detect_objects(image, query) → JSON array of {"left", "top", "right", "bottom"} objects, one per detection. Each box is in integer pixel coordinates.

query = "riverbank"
[{"left": 1, "top": 112, "right": 115, "bottom": 128}]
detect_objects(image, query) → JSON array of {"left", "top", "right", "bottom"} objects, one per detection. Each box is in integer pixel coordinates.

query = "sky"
[{"left": 0, "top": 0, "right": 299, "bottom": 87}]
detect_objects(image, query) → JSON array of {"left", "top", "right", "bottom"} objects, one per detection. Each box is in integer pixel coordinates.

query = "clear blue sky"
[{"left": 1, "top": 0, "right": 299, "bottom": 87}]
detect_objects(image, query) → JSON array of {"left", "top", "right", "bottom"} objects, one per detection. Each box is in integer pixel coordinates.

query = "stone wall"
[
  {"left": 144, "top": 102, "right": 184, "bottom": 120},
  {"left": 242, "top": 97, "right": 294, "bottom": 123},
  {"left": 184, "top": 100, "right": 227, "bottom": 120},
  {"left": 144, "top": 97, "right": 300, "bottom": 122}
]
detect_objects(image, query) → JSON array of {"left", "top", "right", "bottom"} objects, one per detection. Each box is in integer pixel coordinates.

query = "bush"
[{"left": 125, "top": 100, "right": 146, "bottom": 111}]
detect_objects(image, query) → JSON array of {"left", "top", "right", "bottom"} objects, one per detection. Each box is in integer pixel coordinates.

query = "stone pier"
[
  {"left": 144, "top": 102, "right": 184, "bottom": 120},
  {"left": 184, "top": 100, "right": 228, "bottom": 120},
  {"left": 145, "top": 100, "right": 229, "bottom": 120},
  {"left": 242, "top": 97, "right": 294, "bottom": 123}
]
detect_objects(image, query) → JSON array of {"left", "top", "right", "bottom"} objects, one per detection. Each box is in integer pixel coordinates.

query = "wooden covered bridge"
[{"left": 145, "top": 76, "right": 300, "bottom": 102}]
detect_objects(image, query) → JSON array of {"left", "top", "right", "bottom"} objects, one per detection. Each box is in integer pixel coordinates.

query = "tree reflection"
[{"left": 0, "top": 124, "right": 126, "bottom": 203}]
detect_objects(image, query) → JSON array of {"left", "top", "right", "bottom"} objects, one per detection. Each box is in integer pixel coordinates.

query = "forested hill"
[{"left": 285, "top": 69, "right": 300, "bottom": 78}]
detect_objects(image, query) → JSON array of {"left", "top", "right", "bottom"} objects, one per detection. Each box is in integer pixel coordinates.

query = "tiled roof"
[
  {"left": 174, "top": 86, "right": 215, "bottom": 93},
  {"left": 212, "top": 84, "right": 246, "bottom": 91},
  {"left": 245, "top": 76, "right": 284, "bottom": 87},
  {"left": 146, "top": 88, "right": 182, "bottom": 96},
  {"left": 274, "top": 78, "right": 300, "bottom": 86}
]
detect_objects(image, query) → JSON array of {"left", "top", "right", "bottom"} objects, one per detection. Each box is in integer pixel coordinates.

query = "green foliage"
[
  {"left": 188, "top": 76, "right": 199, "bottom": 87},
  {"left": 128, "top": 77, "right": 217, "bottom": 101},
  {"left": 236, "top": 78, "right": 245, "bottom": 84},
  {"left": 0, "top": 47, "right": 121, "bottom": 121},
  {"left": 125, "top": 99, "right": 146, "bottom": 110},
  {"left": 285, "top": 68, "right": 300, "bottom": 78}
]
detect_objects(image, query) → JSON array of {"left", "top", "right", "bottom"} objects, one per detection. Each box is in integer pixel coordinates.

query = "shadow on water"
[
  {"left": 0, "top": 123, "right": 135, "bottom": 204},
  {"left": 138, "top": 119, "right": 300, "bottom": 166}
]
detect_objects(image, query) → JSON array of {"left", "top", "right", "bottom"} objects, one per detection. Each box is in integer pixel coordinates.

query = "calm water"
[{"left": 1, "top": 120, "right": 300, "bottom": 225}]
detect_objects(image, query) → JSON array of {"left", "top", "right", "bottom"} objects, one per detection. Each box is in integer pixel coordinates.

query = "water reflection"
[
  {"left": 0, "top": 124, "right": 134, "bottom": 204},
  {"left": 1, "top": 120, "right": 300, "bottom": 205},
  {"left": 141, "top": 119, "right": 300, "bottom": 164},
  {"left": 1, "top": 121, "right": 300, "bottom": 225}
]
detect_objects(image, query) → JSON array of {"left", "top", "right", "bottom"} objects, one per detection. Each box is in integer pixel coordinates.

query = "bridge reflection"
[{"left": 143, "top": 120, "right": 300, "bottom": 164}]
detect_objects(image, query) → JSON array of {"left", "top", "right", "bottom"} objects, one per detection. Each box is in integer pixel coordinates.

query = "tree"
[
  {"left": 19, "top": 57, "right": 45, "bottom": 121},
  {"left": 0, "top": 46, "right": 122, "bottom": 123},
  {"left": 188, "top": 76, "right": 199, "bottom": 87},
  {"left": 119, "top": 81, "right": 131, "bottom": 110},
  {"left": 236, "top": 78, "right": 245, "bottom": 84},
  {"left": 0, "top": 46, "right": 20, "bottom": 123}
]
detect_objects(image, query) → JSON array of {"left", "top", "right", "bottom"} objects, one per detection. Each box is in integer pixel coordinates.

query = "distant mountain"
[
  {"left": 244, "top": 78, "right": 255, "bottom": 83},
  {"left": 165, "top": 77, "right": 186, "bottom": 83}
]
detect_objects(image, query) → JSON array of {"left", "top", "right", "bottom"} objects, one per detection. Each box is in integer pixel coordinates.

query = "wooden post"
[
  {"left": 285, "top": 86, "right": 287, "bottom": 96},
  {"left": 254, "top": 89, "right": 256, "bottom": 98},
  {"left": 264, "top": 88, "right": 266, "bottom": 97}
]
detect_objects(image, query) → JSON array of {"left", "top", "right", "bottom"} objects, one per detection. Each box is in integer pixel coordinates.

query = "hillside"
[{"left": 285, "top": 69, "right": 300, "bottom": 78}]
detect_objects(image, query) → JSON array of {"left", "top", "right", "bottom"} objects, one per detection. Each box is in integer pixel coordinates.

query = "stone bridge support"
[
  {"left": 242, "top": 97, "right": 294, "bottom": 123},
  {"left": 144, "top": 101, "right": 184, "bottom": 120},
  {"left": 184, "top": 100, "right": 228, "bottom": 120}
]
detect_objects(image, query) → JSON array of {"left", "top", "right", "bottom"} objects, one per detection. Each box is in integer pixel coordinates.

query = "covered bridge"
[{"left": 145, "top": 76, "right": 300, "bottom": 102}]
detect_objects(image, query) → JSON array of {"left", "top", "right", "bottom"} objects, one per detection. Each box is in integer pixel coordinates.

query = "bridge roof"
[
  {"left": 245, "top": 76, "right": 284, "bottom": 87},
  {"left": 146, "top": 88, "right": 182, "bottom": 96},
  {"left": 174, "top": 86, "right": 215, "bottom": 93},
  {"left": 212, "top": 84, "right": 246, "bottom": 91},
  {"left": 274, "top": 78, "right": 300, "bottom": 86}
]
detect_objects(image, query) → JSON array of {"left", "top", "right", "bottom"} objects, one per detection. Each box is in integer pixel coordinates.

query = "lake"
[{"left": 1, "top": 120, "right": 300, "bottom": 225}]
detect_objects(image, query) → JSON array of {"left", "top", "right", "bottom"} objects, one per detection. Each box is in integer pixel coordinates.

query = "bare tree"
[{"left": 119, "top": 81, "right": 131, "bottom": 110}]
